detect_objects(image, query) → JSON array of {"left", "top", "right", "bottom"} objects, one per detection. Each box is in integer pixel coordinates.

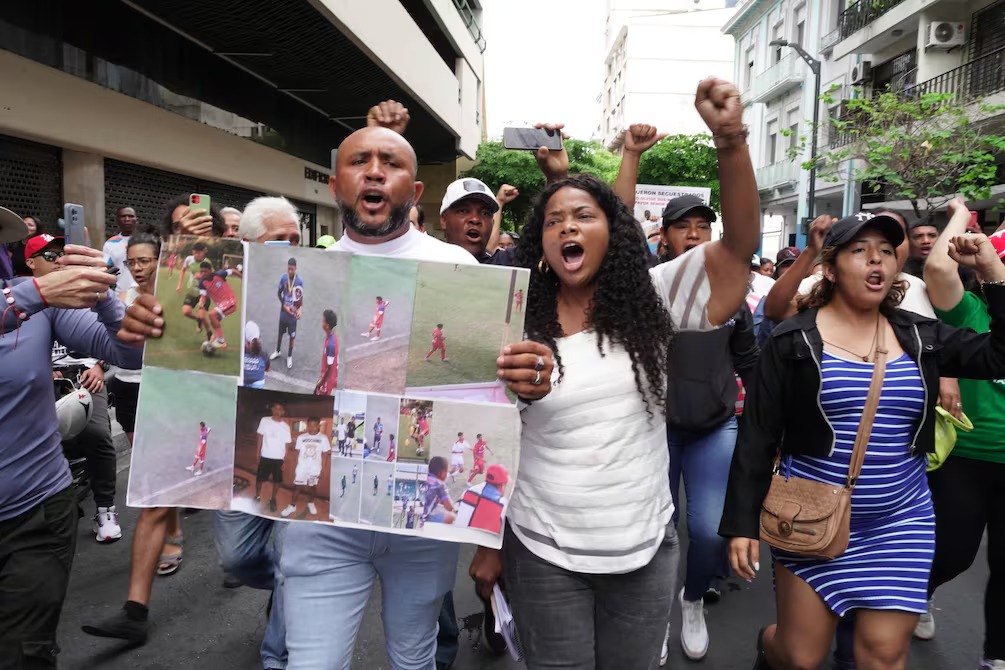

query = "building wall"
[{"left": 602, "top": 6, "right": 737, "bottom": 147}]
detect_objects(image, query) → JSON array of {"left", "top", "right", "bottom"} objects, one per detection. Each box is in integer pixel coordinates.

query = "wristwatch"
[{"left": 712, "top": 126, "right": 749, "bottom": 150}]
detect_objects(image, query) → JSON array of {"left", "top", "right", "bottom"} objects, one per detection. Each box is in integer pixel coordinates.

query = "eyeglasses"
[
  {"left": 124, "top": 257, "right": 157, "bottom": 269},
  {"left": 33, "top": 250, "right": 65, "bottom": 262}
]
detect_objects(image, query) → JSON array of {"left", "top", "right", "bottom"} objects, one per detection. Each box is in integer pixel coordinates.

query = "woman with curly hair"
[
  {"left": 469, "top": 77, "right": 761, "bottom": 668},
  {"left": 721, "top": 209, "right": 1005, "bottom": 669}
]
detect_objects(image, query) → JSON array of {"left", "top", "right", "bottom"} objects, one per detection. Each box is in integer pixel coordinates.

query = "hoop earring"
[{"left": 538, "top": 258, "right": 550, "bottom": 275}]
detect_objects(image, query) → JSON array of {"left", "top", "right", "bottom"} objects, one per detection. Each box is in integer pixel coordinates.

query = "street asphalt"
[{"left": 57, "top": 421, "right": 988, "bottom": 669}]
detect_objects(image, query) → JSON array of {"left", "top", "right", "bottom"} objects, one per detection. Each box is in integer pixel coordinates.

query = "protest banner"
[{"left": 128, "top": 237, "right": 528, "bottom": 549}]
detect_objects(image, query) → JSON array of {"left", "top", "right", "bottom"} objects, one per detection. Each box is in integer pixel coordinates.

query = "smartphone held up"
[{"left": 503, "top": 127, "right": 563, "bottom": 152}]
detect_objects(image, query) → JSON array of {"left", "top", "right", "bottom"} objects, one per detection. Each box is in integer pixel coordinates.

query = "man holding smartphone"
[{"left": 103, "top": 206, "right": 138, "bottom": 290}]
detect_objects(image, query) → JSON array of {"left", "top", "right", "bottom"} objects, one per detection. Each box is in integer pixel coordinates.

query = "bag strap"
[{"left": 846, "top": 322, "right": 888, "bottom": 489}]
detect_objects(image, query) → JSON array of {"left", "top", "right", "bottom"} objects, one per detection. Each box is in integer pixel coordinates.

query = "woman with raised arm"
[
  {"left": 467, "top": 77, "right": 761, "bottom": 668},
  {"left": 921, "top": 199, "right": 1005, "bottom": 668},
  {"left": 721, "top": 208, "right": 1005, "bottom": 670}
]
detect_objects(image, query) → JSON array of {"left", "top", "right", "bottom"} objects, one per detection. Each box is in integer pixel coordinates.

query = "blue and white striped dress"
[{"left": 774, "top": 352, "right": 934, "bottom": 615}]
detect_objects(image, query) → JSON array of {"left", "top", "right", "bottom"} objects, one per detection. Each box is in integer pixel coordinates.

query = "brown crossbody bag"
[{"left": 759, "top": 326, "right": 888, "bottom": 560}]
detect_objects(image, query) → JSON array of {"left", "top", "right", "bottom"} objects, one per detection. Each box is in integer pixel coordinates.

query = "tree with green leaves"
[
  {"left": 796, "top": 89, "right": 1005, "bottom": 219},
  {"left": 635, "top": 134, "right": 721, "bottom": 212},
  {"left": 462, "top": 139, "right": 620, "bottom": 231}
]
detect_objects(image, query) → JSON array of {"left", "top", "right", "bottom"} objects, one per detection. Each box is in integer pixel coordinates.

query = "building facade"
[
  {"left": 601, "top": 0, "right": 739, "bottom": 151},
  {"left": 725, "top": 0, "right": 1005, "bottom": 254},
  {"left": 0, "top": 0, "right": 487, "bottom": 246}
]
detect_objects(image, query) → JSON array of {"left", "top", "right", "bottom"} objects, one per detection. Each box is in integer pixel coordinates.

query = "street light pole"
[{"left": 770, "top": 39, "right": 822, "bottom": 224}]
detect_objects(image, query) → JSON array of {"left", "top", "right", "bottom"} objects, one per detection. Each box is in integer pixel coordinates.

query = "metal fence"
[
  {"left": 908, "top": 47, "right": 1005, "bottom": 103},
  {"left": 838, "top": 0, "right": 907, "bottom": 40}
]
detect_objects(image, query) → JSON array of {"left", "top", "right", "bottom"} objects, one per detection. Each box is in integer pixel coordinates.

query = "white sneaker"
[
  {"left": 370, "top": 335, "right": 380, "bottom": 341},
  {"left": 914, "top": 599, "right": 935, "bottom": 640},
  {"left": 194, "top": 470, "right": 203, "bottom": 476},
  {"left": 280, "top": 504, "right": 297, "bottom": 518},
  {"left": 93, "top": 506, "right": 122, "bottom": 543},
  {"left": 270, "top": 351, "right": 281, "bottom": 360},
  {"left": 307, "top": 502, "right": 318, "bottom": 515},
  {"left": 212, "top": 337, "right": 227, "bottom": 349},
  {"left": 679, "top": 588, "right": 709, "bottom": 660},
  {"left": 979, "top": 659, "right": 1005, "bottom": 669},
  {"left": 185, "top": 465, "right": 194, "bottom": 471},
  {"left": 286, "top": 355, "right": 293, "bottom": 369},
  {"left": 360, "top": 332, "right": 370, "bottom": 337},
  {"left": 660, "top": 622, "right": 670, "bottom": 666}
]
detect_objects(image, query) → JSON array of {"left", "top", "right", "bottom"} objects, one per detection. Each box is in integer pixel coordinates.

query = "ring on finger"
[
  {"left": 534, "top": 355, "right": 545, "bottom": 372},
  {"left": 531, "top": 370, "right": 543, "bottom": 386}
]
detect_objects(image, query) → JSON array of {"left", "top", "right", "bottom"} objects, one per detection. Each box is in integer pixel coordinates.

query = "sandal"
[{"left": 157, "top": 533, "right": 184, "bottom": 576}]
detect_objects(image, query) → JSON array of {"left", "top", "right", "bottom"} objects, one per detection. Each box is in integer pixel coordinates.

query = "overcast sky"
[{"left": 481, "top": 0, "right": 606, "bottom": 141}]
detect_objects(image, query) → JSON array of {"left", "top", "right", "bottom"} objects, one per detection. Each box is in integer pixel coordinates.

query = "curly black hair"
[{"left": 513, "top": 174, "right": 675, "bottom": 416}]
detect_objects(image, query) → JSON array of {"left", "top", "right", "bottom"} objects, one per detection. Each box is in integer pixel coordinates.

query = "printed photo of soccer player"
[
  {"left": 334, "top": 390, "right": 367, "bottom": 458},
  {"left": 358, "top": 460, "right": 396, "bottom": 527},
  {"left": 232, "top": 388, "right": 335, "bottom": 520},
  {"left": 418, "top": 399, "right": 519, "bottom": 541},
  {"left": 127, "top": 367, "right": 237, "bottom": 510},
  {"left": 404, "top": 261, "right": 529, "bottom": 405},
  {"left": 144, "top": 236, "right": 245, "bottom": 376},
  {"left": 363, "top": 394, "right": 400, "bottom": 461},
  {"left": 392, "top": 461, "right": 429, "bottom": 529},
  {"left": 397, "top": 398, "right": 434, "bottom": 463},
  {"left": 329, "top": 457, "right": 363, "bottom": 523},
  {"left": 344, "top": 255, "right": 419, "bottom": 394},
  {"left": 241, "top": 245, "right": 349, "bottom": 393}
]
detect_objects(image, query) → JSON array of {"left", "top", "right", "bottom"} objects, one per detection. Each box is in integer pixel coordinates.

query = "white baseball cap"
[
  {"left": 440, "top": 178, "right": 500, "bottom": 215},
  {"left": 245, "top": 320, "right": 261, "bottom": 343},
  {"left": 0, "top": 206, "right": 29, "bottom": 244}
]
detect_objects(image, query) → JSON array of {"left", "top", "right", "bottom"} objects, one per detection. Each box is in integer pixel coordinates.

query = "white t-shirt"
[
  {"left": 295, "top": 431, "right": 331, "bottom": 472},
  {"left": 332, "top": 225, "right": 476, "bottom": 265},
  {"left": 796, "top": 271, "right": 936, "bottom": 318},
  {"left": 103, "top": 234, "right": 136, "bottom": 290},
  {"left": 451, "top": 440, "right": 471, "bottom": 455},
  {"left": 336, "top": 423, "right": 348, "bottom": 441},
  {"left": 750, "top": 271, "right": 775, "bottom": 298},
  {"left": 257, "top": 417, "right": 292, "bottom": 460},
  {"left": 508, "top": 244, "right": 716, "bottom": 574}
]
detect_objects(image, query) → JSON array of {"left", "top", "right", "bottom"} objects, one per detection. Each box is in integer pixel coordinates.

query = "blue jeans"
[
  {"left": 279, "top": 525, "right": 459, "bottom": 669},
  {"left": 436, "top": 591, "right": 458, "bottom": 668},
  {"left": 213, "top": 511, "right": 287, "bottom": 669},
  {"left": 668, "top": 416, "right": 737, "bottom": 601}
]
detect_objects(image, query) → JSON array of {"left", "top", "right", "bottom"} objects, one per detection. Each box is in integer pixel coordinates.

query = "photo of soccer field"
[
  {"left": 242, "top": 245, "right": 349, "bottom": 393},
  {"left": 363, "top": 394, "right": 400, "bottom": 461},
  {"left": 426, "top": 400, "right": 520, "bottom": 508},
  {"left": 329, "top": 456, "right": 363, "bottom": 523},
  {"left": 127, "top": 367, "right": 237, "bottom": 509},
  {"left": 359, "top": 461, "right": 395, "bottom": 527},
  {"left": 404, "top": 261, "right": 528, "bottom": 405},
  {"left": 143, "top": 236, "right": 245, "bottom": 377},
  {"left": 344, "top": 255, "right": 419, "bottom": 394},
  {"left": 396, "top": 398, "right": 434, "bottom": 463}
]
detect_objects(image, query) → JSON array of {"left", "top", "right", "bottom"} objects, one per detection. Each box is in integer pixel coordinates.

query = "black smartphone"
[
  {"left": 63, "top": 203, "right": 86, "bottom": 246},
  {"left": 503, "top": 127, "right": 563, "bottom": 152}
]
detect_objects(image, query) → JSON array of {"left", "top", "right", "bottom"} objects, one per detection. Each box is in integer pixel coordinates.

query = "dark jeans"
[
  {"left": 0, "top": 486, "right": 77, "bottom": 669},
  {"left": 64, "top": 385, "right": 116, "bottom": 508},
  {"left": 928, "top": 455, "right": 1005, "bottom": 659},
  {"left": 436, "top": 591, "right": 458, "bottom": 668},
  {"left": 502, "top": 524, "right": 679, "bottom": 670},
  {"left": 668, "top": 416, "right": 737, "bottom": 600}
]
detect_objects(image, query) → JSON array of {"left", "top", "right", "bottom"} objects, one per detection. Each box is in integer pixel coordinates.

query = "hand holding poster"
[{"left": 128, "top": 237, "right": 528, "bottom": 549}]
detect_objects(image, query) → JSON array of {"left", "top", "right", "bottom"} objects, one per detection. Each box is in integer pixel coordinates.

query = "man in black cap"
[{"left": 774, "top": 246, "right": 801, "bottom": 279}]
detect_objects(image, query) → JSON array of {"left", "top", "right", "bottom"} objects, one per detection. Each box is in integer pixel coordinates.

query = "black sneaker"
[
  {"left": 81, "top": 609, "right": 148, "bottom": 645},
  {"left": 479, "top": 594, "right": 507, "bottom": 656}
]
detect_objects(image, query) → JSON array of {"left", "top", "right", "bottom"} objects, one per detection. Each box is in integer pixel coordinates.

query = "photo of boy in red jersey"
[
  {"left": 362, "top": 296, "right": 389, "bottom": 341},
  {"left": 315, "top": 309, "right": 339, "bottom": 395},
  {"left": 424, "top": 323, "right": 448, "bottom": 362},
  {"left": 197, "top": 261, "right": 242, "bottom": 350}
]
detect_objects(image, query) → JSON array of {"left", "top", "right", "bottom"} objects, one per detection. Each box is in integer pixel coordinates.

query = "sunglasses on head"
[{"left": 33, "top": 250, "right": 65, "bottom": 262}]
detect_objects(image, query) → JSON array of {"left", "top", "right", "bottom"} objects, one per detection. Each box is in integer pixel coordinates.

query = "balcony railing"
[
  {"left": 756, "top": 160, "right": 801, "bottom": 191},
  {"left": 838, "top": 0, "right": 907, "bottom": 40},
  {"left": 820, "top": 28, "right": 841, "bottom": 55},
  {"left": 908, "top": 47, "right": 1005, "bottom": 104},
  {"left": 751, "top": 54, "right": 804, "bottom": 104}
]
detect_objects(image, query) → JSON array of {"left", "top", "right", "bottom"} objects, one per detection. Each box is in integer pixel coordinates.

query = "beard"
[{"left": 339, "top": 197, "right": 413, "bottom": 239}]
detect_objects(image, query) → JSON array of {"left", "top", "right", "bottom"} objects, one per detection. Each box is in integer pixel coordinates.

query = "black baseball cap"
[
  {"left": 824, "top": 212, "right": 905, "bottom": 249},
  {"left": 662, "top": 195, "right": 716, "bottom": 225}
]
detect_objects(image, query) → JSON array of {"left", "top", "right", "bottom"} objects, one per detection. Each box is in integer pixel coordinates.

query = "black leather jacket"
[{"left": 719, "top": 285, "right": 1005, "bottom": 540}]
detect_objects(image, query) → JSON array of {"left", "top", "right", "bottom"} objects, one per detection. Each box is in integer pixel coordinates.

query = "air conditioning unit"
[
  {"left": 851, "top": 61, "right": 873, "bottom": 86},
  {"left": 926, "top": 21, "right": 966, "bottom": 50}
]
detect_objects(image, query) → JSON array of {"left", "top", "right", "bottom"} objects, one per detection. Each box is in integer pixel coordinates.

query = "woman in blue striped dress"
[{"left": 719, "top": 211, "right": 1005, "bottom": 670}]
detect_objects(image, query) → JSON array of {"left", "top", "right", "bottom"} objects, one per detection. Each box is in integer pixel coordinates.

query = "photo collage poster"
[{"left": 128, "top": 237, "right": 528, "bottom": 548}]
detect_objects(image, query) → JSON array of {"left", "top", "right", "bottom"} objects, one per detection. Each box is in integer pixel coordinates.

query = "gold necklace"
[{"left": 823, "top": 314, "right": 881, "bottom": 362}]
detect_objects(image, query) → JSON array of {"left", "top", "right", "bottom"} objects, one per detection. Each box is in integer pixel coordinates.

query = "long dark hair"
[
  {"left": 797, "top": 243, "right": 907, "bottom": 314},
  {"left": 513, "top": 174, "right": 674, "bottom": 416}
]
